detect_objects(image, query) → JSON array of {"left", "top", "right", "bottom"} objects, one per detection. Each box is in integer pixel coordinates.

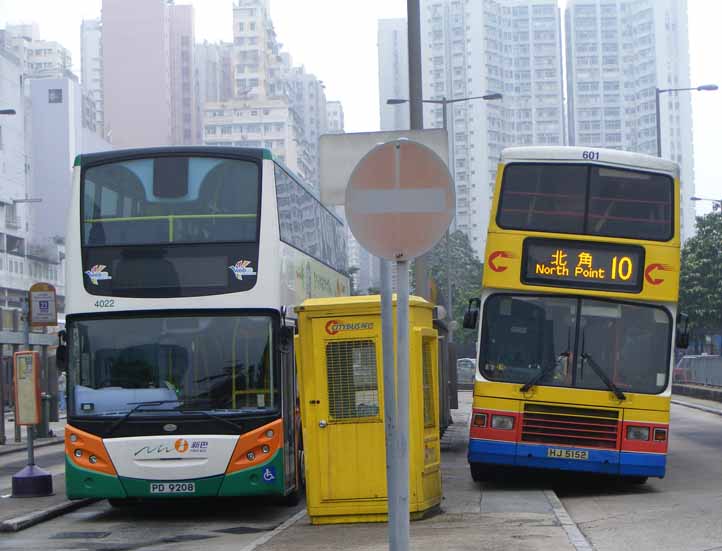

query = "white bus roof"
[{"left": 500, "top": 146, "right": 679, "bottom": 177}]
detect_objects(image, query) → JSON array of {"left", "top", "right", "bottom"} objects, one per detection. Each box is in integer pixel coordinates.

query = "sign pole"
[
  {"left": 11, "top": 292, "right": 53, "bottom": 497},
  {"left": 380, "top": 259, "right": 398, "bottom": 549},
  {"left": 344, "top": 138, "right": 454, "bottom": 551},
  {"left": 395, "top": 259, "right": 411, "bottom": 548},
  {"left": 23, "top": 296, "right": 35, "bottom": 467}
]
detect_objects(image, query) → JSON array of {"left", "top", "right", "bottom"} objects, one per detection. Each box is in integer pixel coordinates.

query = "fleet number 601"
[{"left": 582, "top": 151, "right": 600, "bottom": 160}]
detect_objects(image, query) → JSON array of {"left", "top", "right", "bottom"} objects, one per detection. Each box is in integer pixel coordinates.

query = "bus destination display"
[{"left": 522, "top": 238, "right": 644, "bottom": 293}]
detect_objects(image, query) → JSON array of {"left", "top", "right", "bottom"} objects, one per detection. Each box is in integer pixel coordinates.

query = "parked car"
[{"left": 456, "top": 358, "right": 477, "bottom": 388}]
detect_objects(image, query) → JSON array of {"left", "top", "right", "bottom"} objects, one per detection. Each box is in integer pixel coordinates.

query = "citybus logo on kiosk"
[
  {"left": 84, "top": 265, "right": 112, "bottom": 285},
  {"left": 229, "top": 259, "right": 257, "bottom": 281},
  {"left": 325, "top": 320, "right": 374, "bottom": 335}
]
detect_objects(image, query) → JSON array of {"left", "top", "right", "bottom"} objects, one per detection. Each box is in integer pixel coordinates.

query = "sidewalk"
[
  {"left": 672, "top": 393, "right": 722, "bottom": 416},
  {"left": 255, "top": 392, "right": 578, "bottom": 551},
  {"left": 673, "top": 383, "right": 722, "bottom": 404},
  {"left": 0, "top": 410, "right": 65, "bottom": 455}
]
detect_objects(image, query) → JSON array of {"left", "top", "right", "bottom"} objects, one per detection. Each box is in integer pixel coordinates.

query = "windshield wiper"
[
  {"left": 104, "top": 399, "right": 183, "bottom": 437},
  {"left": 175, "top": 408, "right": 245, "bottom": 433},
  {"left": 520, "top": 352, "right": 569, "bottom": 393},
  {"left": 581, "top": 352, "right": 626, "bottom": 401}
]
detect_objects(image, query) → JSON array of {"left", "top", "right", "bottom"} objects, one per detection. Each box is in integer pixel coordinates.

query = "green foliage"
[
  {"left": 414, "top": 230, "right": 483, "bottom": 344},
  {"left": 679, "top": 212, "right": 722, "bottom": 331}
]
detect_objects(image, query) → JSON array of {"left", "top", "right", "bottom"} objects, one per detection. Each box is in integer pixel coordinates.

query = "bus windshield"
[
  {"left": 497, "top": 163, "right": 674, "bottom": 241},
  {"left": 479, "top": 294, "right": 671, "bottom": 394},
  {"left": 68, "top": 314, "right": 277, "bottom": 416},
  {"left": 82, "top": 156, "right": 259, "bottom": 246}
]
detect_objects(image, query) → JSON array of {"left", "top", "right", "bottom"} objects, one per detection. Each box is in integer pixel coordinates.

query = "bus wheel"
[
  {"left": 470, "top": 463, "right": 489, "bottom": 482},
  {"left": 626, "top": 476, "right": 648, "bottom": 485},
  {"left": 282, "top": 488, "right": 301, "bottom": 507},
  {"left": 108, "top": 498, "right": 134, "bottom": 508}
]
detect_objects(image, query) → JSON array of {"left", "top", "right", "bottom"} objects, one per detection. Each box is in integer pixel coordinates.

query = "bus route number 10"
[
  {"left": 582, "top": 150, "right": 600, "bottom": 160},
  {"left": 610, "top": 256, "right": 633, "bottom": 281}
]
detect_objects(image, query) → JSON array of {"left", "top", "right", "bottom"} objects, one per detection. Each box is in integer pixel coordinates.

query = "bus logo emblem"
[
  {"left": 229, "top": 260, "right": 257, "bottom": 281},
  {"left": 85, "top": 265, "right": 112, "bottom": 285},
  {"left": 488, "top": 251, "right": 514, "bottom": 273},
  {"left": 645, "top": 263, "right": 673, "bottom": 286},
  {"left": 175, "top": 439, "right": 189, "bottom": 453}
]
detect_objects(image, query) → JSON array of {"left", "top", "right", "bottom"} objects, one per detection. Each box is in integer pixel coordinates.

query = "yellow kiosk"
[{"left": 295, "top": 295, "right": 442, "bottom": 525}]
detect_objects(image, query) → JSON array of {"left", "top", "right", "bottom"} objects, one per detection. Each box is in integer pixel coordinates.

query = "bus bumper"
[{"left": 468, "top": 439, "right": 666, "bottom": 478}]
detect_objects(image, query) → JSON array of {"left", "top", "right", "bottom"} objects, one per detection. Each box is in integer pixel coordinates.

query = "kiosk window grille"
[
  {"left": 422, "top": 338, "right": 435, "bottom": 428},
  {"left": 326, "top": 340, "right": 379, "bottom": 421}
]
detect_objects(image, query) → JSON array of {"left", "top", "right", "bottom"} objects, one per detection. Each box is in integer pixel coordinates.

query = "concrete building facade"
[
  {"left": 28, "top": 77, "right": 111, "bottom": 247},
  {"left": 169, "top": 4, "right": 199, "bottom": 145},
  {"left": 102, "top": 0, "right": 172, "bottom": 147},
  {"left": 378, "top": 18, "right": 410, "bottom": 131},
  {"left": 379, "top": 0, "right": 565, "bottom": 259},
  {"left": 0, "top": 48, "right": 66, "bottom": 309},
  {"left": 201, "top": 0, "right": 328, "bottom": 189},
  {"left": 565, "top": 0, "right": 696, "bottom": 241},
  {"left": 326, "top": 101, "right": 344, "bottom": 134},
  {"left": 80, "top": 18, "right": 104, "bottom": 138}
]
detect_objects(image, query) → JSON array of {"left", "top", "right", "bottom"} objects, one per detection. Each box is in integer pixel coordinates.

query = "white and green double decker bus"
[{"left": 60, "top": 147, "right": 348, "bottom": 505}]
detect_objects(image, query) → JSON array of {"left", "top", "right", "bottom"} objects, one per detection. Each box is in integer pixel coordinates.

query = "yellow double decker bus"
[{"left": 465, "top": 147, "right": 689, "bottom": 483}]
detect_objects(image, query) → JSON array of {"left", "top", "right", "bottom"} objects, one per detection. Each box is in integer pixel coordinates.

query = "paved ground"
[
  {"left": 558, "top": 400, "right": 722, "bottom": 551},
  {"left": 0, "top": 394, "right": 720, "bottom": 550}
]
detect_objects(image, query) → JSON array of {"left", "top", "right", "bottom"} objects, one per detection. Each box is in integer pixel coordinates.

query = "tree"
[
  {"left": 413, "top": 230, "right": 484, "bottom": 344},
  {"left": 679, "top": 212, "right": 722, "bottom": 333}
]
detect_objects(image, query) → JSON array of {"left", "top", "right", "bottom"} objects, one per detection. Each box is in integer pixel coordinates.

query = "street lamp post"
[
  {"left": 655, "top": 84, "right": 718, "bottom": 157},
  {"left": 387, "top": 93, "right": 503, "bottom": 342},
  {"left": 691, "top": 196, "right": 722, "bottom": 212}
]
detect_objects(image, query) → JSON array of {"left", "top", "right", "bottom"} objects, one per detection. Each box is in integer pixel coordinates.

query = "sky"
[{"left": 0, "top": 0, "right": 720, "bottom": 213}]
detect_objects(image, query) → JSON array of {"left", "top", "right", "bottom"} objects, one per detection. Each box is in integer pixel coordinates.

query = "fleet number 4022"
[
  {"left": 582, "top": 150, "right": 600, "bottom": 160},
  {"left": 94, "top": 299, "right": 115, "bottom": 308}
]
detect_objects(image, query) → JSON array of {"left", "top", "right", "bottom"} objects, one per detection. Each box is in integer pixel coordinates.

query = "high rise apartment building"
[
  {"left": 102, "top": 0, "right": 172, "bottom": 147},
  {"left": 195, "top": 41, "right": 234, "bottom": 107},
  {"left": 380, "top": 0, "right": 564, "bottom": 258},
  {"left": 326, "top": 101, "right": 345, "bottom": 134},
  {"left": 2, "top": 24, "right": 72, "bottom": 79},
  {"left": 202, "top": 0, "right": 327, "bottom": 189},
  {"left": 80, "top": 18, "right": 104, "bottom": 137},
  {"left": 378, "top": 18, "right": 410, "bottom": 131},
  {"left": 169, "top": 4, "right": 199, "bottom": 145},
  {"left": 565, "top": 0, "right": 695, "bottom": 241}
]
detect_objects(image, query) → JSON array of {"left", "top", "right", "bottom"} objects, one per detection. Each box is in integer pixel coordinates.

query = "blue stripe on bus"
[
  {"left": 469, "top": 438, "right": 667, "bottom": 477},
  {"left": 619, "top": 451, "right": 666, "bottom": 478}
]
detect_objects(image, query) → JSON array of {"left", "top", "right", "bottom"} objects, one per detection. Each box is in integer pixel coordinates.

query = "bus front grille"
[{"left": 521, "top": 403, "right": 620, "bottom": 449}]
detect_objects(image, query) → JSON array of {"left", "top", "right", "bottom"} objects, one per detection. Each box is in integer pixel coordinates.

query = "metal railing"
[{"left": 674, "top": 355, "right": 722, "bottom": 387}]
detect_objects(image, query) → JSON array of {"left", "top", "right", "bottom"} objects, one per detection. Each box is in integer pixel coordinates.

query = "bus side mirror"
[
  {"left": 463, "top": 298, "right": 481, "bottom": 330},
  {"left": 56, "top": 330, "right": 68, "bottom": 372},
  {"left": 279, "top": 325, "right": 294, "bottom": 353},
  {"left": 675, "top": 312, "right": 689, "bottom": 349}
]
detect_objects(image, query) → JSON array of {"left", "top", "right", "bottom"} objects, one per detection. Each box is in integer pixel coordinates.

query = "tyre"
[
  {"left": 626, "top": 476, "right": 648, "bottom": 485},
  {"left": 108, "top": 498, "right": 133, "bottom": 508},
  {"left": 470, "top": 463, "right": 489, "bottom": 482}
]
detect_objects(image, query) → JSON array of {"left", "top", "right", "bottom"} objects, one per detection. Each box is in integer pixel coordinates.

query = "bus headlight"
[
  {"left": 491, "top": 415, "right": 514, "bottom": 430},
  {"left": 89, "top": 455, "right": 98, "bottom": 464},
  {"left": 261, "top": 445, "right": 270, "bottom": 454},
  {"left": 626, "top": 426, "right": 650, "bottom": 441},
  {"left": 653, "top": 428, "right": 667, "bottom": 441},
  {"left": 247, "top": 451, "right": 255, "bottom": 461},
  {"left": 74, "top": 449, "right": 83, "bottom": 458}
]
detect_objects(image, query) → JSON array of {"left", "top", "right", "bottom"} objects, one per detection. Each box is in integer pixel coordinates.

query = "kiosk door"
[{"left": 311, "top": 318, "right": 387, "bottom": 502}]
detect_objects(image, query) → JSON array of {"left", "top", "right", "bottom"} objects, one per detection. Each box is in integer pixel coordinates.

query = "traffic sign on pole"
[
  {"left": 29, "top": 282, "right": 57, "bottom": 327},
  {"left": 345, "top": 139, "right": 454, "bottom": 261},
  {"left": 345, "top": 139, "right": 453, "bottom": 550}
]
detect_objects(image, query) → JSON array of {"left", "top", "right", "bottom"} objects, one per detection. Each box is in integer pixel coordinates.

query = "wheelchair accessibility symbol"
[{"left": 262, "top": 466, "right": 276, "bottom": 483}]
